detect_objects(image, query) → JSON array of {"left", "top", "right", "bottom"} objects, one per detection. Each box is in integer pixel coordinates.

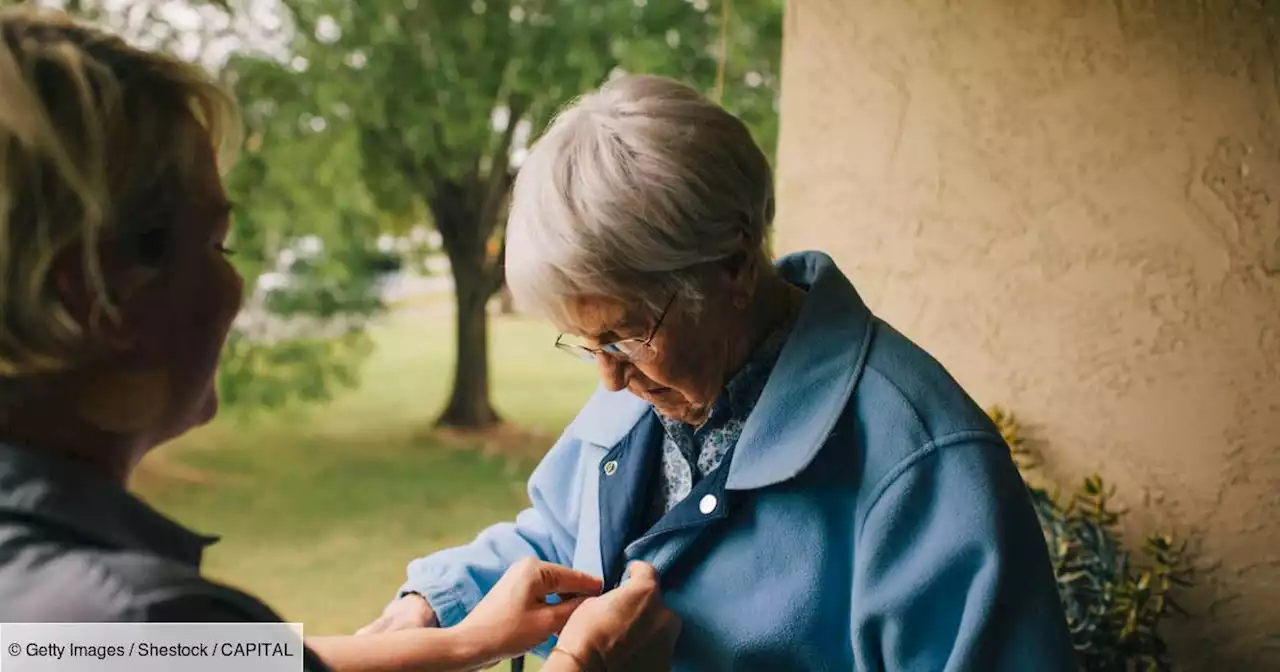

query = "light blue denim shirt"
[{"left": 399, "top": 251, "right": 1076, "bottom": 671}]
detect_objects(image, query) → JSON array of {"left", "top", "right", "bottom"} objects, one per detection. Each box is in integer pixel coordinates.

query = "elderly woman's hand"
[
  {"left": 356, "top": 593, "right": 438, "bottom": 635},
  {"left": 548, "top": 562, "right": 681, "bottom": 672}
]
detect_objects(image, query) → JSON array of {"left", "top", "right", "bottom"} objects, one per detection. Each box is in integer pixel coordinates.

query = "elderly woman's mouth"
[{"left": 642, "top": 387, "right": 680, "bottom": 405}]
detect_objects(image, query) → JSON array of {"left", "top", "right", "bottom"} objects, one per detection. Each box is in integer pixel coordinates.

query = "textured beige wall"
[{"left": 774, "top": 0, "right": 1280, "bottom": 667}]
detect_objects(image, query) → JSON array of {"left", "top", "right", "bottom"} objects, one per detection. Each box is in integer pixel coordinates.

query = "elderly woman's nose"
[{"left": 597, "top": 355, "right": 629, "bottom": 392}]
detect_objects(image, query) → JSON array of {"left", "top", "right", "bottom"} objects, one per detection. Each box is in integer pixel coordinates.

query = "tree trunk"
[
  {"left": 428, "top": 167, "right": 511, "bottom": 430},
  {"left": 436, "top": 260, "right": 501, "bottom": 429}
]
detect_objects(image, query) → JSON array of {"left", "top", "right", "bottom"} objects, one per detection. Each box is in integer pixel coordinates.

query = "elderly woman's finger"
[{"left": 622, "top": 561, "right": 659, "bottom": 586}]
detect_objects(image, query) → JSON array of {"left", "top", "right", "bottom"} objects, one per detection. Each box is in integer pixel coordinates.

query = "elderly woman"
[
  {"left": 0, "top": 9, "right": 678, "bottom": 672},
  {"left": 372, "top": 75, "right": 1077, "bottom": 670}
]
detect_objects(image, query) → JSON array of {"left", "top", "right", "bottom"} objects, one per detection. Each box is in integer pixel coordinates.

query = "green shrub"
[{"left": 988, "top": 407, "right": 1195, "bottom": 672}]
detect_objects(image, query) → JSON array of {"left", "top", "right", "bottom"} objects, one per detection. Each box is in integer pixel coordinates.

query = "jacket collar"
[
  {"left": 726, "top": 251, "right": 874, "bottom": 489},
  {"left": 566, "top": 250, "right": 875, "bottom": 491},
  {"left": 565, "top": 387, "right": 651, "bottom": 450},
  {"left": 0, "top": 442, "right": 217, "bottom": 567}
]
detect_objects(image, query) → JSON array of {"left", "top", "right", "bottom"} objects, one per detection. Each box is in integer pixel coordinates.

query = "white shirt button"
[
  {"left": 699, "top": 494, "right": 718, "bottom": 515},
  {"left": 603, "top": 460, "right": 618, "bottom": 476}
]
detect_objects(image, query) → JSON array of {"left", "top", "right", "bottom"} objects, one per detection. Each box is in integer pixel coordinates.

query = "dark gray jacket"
[{"left": 0, "top": 442, "right": 328, "bottom": 669}]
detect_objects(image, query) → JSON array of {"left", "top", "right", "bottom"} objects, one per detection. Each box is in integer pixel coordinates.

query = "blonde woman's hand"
[{"left": 452, "top": 557, "right": 603, "bottom": 666}]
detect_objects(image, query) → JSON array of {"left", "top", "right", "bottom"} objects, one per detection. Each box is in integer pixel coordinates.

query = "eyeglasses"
[{"left": 555, "top": 293, "right": 677, "bottom": 364}]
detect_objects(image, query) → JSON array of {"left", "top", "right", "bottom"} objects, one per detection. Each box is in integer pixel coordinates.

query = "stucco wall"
[{"left": 774, "top": 0, "right": 1280, "bottom": 667}]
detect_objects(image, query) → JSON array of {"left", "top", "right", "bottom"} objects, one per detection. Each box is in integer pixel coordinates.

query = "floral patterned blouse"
[{"left": 652, "top": 323, "right": 793, "bottom": 516}]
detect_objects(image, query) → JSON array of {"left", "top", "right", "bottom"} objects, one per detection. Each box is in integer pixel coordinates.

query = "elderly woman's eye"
[{"left": 614, "top": 340, "right": 649, "bottom": 357}]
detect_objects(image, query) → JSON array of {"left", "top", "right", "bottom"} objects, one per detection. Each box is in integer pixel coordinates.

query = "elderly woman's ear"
[{"left": 720, "top": 251, "right": 760, "bottom": 310}]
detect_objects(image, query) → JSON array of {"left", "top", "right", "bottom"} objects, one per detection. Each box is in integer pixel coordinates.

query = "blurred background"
[
  {"left": 12, "top": 1, "right": 1280, "bottom": 670},
  {"left": 15, "top": 0, "right": 784, "bottom": 646}
]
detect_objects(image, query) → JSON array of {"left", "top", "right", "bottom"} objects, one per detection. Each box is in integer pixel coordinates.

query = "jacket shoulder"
[
  {"left": 0, "top": 527, "right": 275, "bottom": 623},
  {"left": 845, "top": 319, "right": 1005, "bottom": 490},
  {"left": 0, "top": 528, "right": 181, "bottom": 621}
]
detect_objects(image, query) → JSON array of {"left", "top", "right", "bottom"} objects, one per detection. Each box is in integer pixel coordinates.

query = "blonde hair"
[
  {"left": 504, "top": 74, "right": 774, "bottom": 327},
  {"left": 0, "top": 7, "right": 240, "bottom": 379}
]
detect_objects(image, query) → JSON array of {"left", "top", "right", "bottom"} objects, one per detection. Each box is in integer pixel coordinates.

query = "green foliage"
[
  {"left": 50, "top": 0, "right": 784, "bottom": 421},
  {"left": 32, "top": 0, "right": 386, "bottom": 413},
  {"left": 263, "top": 0, "right": 783, "bottom": 266},
  {"left": 217, "top": 331, "right": 373, "bottom": 409},
  {"left": 216, "top": 53, "right": 388, "bottom": 411},
  {"left": 228, "top": 0, "right": 783, "bottom": 425},
  {"left": 989, "top": 407, "right": 1195, "bottom": 672}
]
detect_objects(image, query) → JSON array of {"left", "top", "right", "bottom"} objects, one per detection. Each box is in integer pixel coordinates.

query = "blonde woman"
[{"left": 0, "top": 8, "right": 677, "bottom": 672}]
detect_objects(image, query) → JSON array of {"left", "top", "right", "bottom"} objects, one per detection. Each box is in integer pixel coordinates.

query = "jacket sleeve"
[
  {"left": 850, "top": 433, "right": 1078, "bottom": 672},
  {"left": 397, "top": 434, "right": 593, "bottom": 646}
]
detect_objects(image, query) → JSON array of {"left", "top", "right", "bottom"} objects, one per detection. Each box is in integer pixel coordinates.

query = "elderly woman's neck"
[{"left": 724, "top": 272, "right": 805, "bottom": 382}]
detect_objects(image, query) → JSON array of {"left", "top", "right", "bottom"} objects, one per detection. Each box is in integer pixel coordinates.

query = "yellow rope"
[{"left": 713, "top": 0, "right": 733, "bottom": 103}]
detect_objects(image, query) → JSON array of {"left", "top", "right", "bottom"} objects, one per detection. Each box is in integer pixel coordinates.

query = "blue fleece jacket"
[{"left": 399, "top": 251, "right": 1077, "bottom": 671}]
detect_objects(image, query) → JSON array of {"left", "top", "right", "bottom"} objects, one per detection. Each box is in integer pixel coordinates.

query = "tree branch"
[
  {"left": 466, "top": 0, "right": 515, "bottom": 213},
  {"left": 430, "top": 179, "right": 470, "bottom": 267},
  {"left": 478, "top": 94, "right": 527, "bottom": 237},
  {"left": 484, "top": 208, "right": 509, "bottom": 298},
  {"left": 364, "top": 126, "right": 435, "bottom": 190},
  {"left": 427, "top": 121, "right": 450, "bottom": 179}
]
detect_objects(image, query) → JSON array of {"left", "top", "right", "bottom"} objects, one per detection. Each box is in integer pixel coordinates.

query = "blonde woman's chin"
[
  {"left": 75, "top": 369, "right": 219, "bottom": 444},
  {"left": 150, "top": 384, "right": 219, "bottom": 449},
  {"left": 176, "top": 381, "right": 220, "bottom": 437},
  {"left": 195, "top": 386, "right": 219, "bottom": 426}
]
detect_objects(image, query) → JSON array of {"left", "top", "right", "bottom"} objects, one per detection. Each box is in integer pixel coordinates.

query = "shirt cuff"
[{"left": 396, "top": 574, "right": 481, "bottom": 629}]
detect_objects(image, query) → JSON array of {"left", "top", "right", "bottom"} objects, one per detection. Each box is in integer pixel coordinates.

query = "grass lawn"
[{"left": 132, "top": 306, "right": 599, "bottom": 649}]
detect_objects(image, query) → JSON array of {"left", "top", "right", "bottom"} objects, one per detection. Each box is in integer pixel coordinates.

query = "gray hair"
[{"left": 504, "top": 74, "right": 774, "bottom": 327}]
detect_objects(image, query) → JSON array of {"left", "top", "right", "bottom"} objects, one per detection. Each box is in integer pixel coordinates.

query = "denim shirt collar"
[
  {"left": 566, "top": 250, "right": 875, "bottom": 491},
  {"left": 0, "top": 442, "right": 217, "bottom": 567}
]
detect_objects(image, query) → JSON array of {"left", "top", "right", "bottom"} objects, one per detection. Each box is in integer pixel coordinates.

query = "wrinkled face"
[{"left": 564, "top": 274, "right": 749, "bottom": 426}]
